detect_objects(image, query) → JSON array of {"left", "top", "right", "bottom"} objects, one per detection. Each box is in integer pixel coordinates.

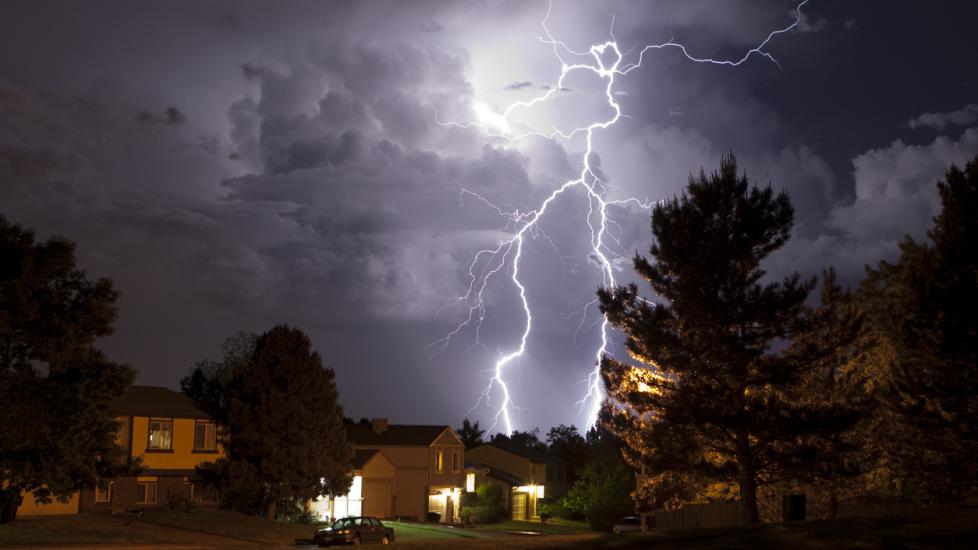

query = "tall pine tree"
[
  {"left": 857, "top": 155, "right": 978, "bottom": 501},
  {"left": 599, "top": 154, "right": 859, "bottom": 523}
]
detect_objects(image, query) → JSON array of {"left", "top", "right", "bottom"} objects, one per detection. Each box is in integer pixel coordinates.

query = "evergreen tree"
[
  {"left": 857, "top": 155, "right": 978, "bottom": 501},
  {"left": 598, "top": 154, "right": 858, "bottom": 523},
  {"left": 226, "top": 324, "right": 353, "bottom": 519},
  {"left": 456, "top": 418, "right": 486, "bottom": 449},
  {"left": 0, "top": 216, "right": 135, "bottom": 521}
]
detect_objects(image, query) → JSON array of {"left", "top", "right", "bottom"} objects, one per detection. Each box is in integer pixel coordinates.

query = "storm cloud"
[{"left": 2, "top": 0, "right": 976, "bottom": 432}]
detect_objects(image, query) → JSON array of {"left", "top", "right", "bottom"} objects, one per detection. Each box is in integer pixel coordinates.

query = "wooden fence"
[{"left": 655, "top": 501, "right": 746, "bottom": 531}]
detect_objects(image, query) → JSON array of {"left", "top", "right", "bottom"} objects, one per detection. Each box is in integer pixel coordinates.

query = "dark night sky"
[{"left": 2, "top": 0, "right": 976, "bottom": 433}]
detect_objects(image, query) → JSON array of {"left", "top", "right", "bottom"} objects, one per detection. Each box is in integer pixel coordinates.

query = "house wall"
[
  {"left": 130, "top": 416, "right": 223, "bottom": 470},
  {"left": 355, "top": 432, "right": 466, "bottom": 522},
  {"left": 466, "top": 446, "right": 534, "bottom": 483},
  {"left": 16, "top": 491, "right": 79, "bottom": 516},
  {"left": 361, "top": 453, "right": 396, "bottom": 518},
  {"left": 354, "top": 445, "right": 427, "bottom": 520}
]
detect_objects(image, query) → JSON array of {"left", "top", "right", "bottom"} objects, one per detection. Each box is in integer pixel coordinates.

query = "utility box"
[{"left": 782, "top": 494, "right": 806, "bottom": 522}]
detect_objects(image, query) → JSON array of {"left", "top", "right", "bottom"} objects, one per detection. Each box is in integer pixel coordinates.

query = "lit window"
[
  {"left": 136, "top": 480, "right": 158, "bottom": 504},
  {"left": 466, "top": 473, "right": 475, "bottom": 493},
  {"left": 452, "top": 450, "right": 460, "bottom": 473},
  {"left": 194, "top": 421, "right": 217, "bottom": 451},
  {"left": 436, "top": 449, "right": 444, "bottom": 472},
  {"left": 148, "top": 419, "right": 172, "bottom": 450},
  {"left": 95, "top": 480, "right": 112, "bottom": 503}
]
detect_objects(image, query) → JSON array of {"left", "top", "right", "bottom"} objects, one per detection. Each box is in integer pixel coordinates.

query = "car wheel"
[
  {"left": 382, "top": 535, "right": 391, "bottom": 544},
  {"left": 352, "top": 534, "right": 361, "bottom": 546}
]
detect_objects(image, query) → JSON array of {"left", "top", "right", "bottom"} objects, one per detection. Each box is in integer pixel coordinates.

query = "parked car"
[
  {"left": 312, "top": 516, "right": 395, "bottom": 546},
  {"left": 612, "top": 516, "right": 642, "bottom": 534}
]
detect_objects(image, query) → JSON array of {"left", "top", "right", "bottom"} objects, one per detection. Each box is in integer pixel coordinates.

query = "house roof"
[
  {"left": 471, "top": 442, "right": 564, "bottom": 465},
  {"left": 467, "top": 462, "right": 526, "bottom": 487},
  {"left": 345, "top": 424, "right": 455, "bottom": 447},
  {"left": 351, "top": 449, "right": 381, "bottom": 469},
  {"left": 113, "top": 385, "right": 212, "bottom": 419}
]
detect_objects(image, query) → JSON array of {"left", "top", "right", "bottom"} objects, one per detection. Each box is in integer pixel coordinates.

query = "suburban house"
[
  {"left": 312, "top": 419, "right": 466, "bottom": 523},
  {"left": 309, "top": 449, "right": 396, "bottom": 521},
  {"left": 465, "top": 442, "right": 569, "bottom": 520},
  {"left": 17, "top": 385, "right": 222, "bottom": 516}
]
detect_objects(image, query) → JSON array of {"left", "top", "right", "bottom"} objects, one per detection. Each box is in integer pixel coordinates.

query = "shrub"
[{"left": 460, "top": 504, "right": 499, "bottom": 524}]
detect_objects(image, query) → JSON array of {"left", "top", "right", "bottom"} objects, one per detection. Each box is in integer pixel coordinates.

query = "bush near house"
[{"left": 460, "top": 483, "right": 505, "bottom": 524}]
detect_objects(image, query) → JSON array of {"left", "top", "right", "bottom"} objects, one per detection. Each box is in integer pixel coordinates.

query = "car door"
[{"left": 369, "top": 518, "right": 383, "bottom": 542}]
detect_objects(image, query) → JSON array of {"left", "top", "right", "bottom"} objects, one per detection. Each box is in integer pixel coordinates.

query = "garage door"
[{"left": 363, "top": 480, "right": 392, "bottom": 518}]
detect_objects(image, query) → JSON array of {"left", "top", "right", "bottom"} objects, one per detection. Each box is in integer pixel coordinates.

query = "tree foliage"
[
  {"left": 598, "top": 154, "right": 861, "bottom": 523},
  {"left": 0, "top": 216, "right": 134, "bottom": 520},
  {"left": 456, "top": 417, "right": 486, "bottom": 450},
  {"left": 490, "top": 428, "right": 547, "bottom": 454},
  {"left": 546, "top": 428, "right": 634, "bottom": 531},
  {"left": 225, "top": 324, "right": 353, "bottom": 519},
  {"left": 180, "top": 332, "right": 256, "bottom": 422},
  {"left": 546, "top": 425, "right": 587, "bottom": 482},
  {"left": 855, "top": 155, "right": 978, "bottom": 501}
]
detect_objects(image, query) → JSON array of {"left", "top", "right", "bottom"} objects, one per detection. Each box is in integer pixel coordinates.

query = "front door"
[{"left": 511, "top": 493, "right": 528, "bottom": 520}]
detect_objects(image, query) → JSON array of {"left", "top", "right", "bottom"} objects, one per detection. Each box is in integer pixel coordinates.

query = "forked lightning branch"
[{"left": 431, "top": 0, "right": 810, "bottom": 434}]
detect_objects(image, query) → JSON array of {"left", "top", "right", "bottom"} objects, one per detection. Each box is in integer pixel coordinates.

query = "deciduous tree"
[
  {"left": 226, "top": 324, "right": 352, "bottom": 519},
  {"left": 0, "top": 216, "right": 134, "bottom": 521}
]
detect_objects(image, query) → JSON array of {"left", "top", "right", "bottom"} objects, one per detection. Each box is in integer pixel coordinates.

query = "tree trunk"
[
  {"left": 0, "top": 488, "right": 22, "bottom": 524},
  {"left": 738, "top": 470, "right": 760, "bottom": 524},
  {"left": 735, "top": 432, "right": 760, "bottom": 524},
  {"left": 265, "top": 500, "right": 277, "bottom": 521}
]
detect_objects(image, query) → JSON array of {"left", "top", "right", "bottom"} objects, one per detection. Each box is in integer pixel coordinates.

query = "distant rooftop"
[
  {"left": 345, "top": 421, "right": 453, "bottom": 447},
  {"left": 113, "top": 385, "right": 211, "bottom": 419},
  {"left": 472, "top": 441, "right": 564, "bottom": 465}
]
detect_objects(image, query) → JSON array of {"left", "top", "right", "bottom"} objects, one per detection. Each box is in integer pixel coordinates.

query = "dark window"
[
  {"left": 452, "top": 450, "right": 460, "bottom": 472},
  {"left": 94, "top": 481, "right": 111, "bottom": 503},
  {"left": 136, "top": 481, "right": 158, "bottom": 504},
  {"left": 194, "top": 421, "right": 217, "bottom": 451}
]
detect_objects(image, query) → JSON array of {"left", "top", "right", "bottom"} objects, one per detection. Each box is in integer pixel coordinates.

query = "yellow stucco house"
[{"left": 18, "top": 385, "right": 223, "bottom": 516}]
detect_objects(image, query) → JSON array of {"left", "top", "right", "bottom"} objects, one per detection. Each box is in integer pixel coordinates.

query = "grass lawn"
[
  {"left": 395, "top": 505, "right": 978, "bottom": 550},
  {"left": 470, "top": 518, "right": 594, "bottom": 536},
  {"left": 141, "top": 507, "right": 322, "bottom": 545},
  {"left": 384, "top": 520, "right": 489, "bottom": 540},
  {"left": 0, "top": 512, "right": 234, "bottom": 546}
]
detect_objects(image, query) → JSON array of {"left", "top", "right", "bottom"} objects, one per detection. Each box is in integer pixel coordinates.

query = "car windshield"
[{"left": 332, "top": 518, "right": 352, "bottom": 529}]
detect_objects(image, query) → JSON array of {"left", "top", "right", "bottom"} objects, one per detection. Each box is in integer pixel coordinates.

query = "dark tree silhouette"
[
  {"left": 226, "top": 324, "right": 353, "bottom": 519},
  {"left": 457, "top": 417, "right": 486, "bottom": 449},
  {"left": 857, "top": 155, "right": 978, "bottom": 501},
  {"left": 546, "top": 425, "right": 587, "bottom": 481},
  {"left": 490, "top": 428, "right": 547, "bottom": 453},
  {"left": 180, "top": 332, "right": 257, "bottom": 422},
  {"left": 0, "top": 216, "right": 135, "bottom": 522},
  {"left": 598, "top": 154, "right": 858, "bottom": 523}
]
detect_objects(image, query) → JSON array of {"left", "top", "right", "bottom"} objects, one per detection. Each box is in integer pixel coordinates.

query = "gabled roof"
[
  {"left": 471, "top": 442, "right": 564, "bottom": 465},
  {"left": 466, "top": 462, "right": 526, "bottom": 487},
  {"left": 351, "top": 449, "right": 381, "bottom": 469},
  {"left": 113, "top": 385, "right": 212, "bottom": 419},
  {"left": 345, "top": 424, "right": 457, "bottom": 447}
]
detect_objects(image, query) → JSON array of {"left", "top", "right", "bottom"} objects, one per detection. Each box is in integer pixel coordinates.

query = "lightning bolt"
[{"left": 432, "top": 0, "right": 809, "bottom": 434}]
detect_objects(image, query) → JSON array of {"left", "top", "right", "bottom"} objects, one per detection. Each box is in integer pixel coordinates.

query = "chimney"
[{"left": 371, "top": 418, "right": 389, "bottom": 435}]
